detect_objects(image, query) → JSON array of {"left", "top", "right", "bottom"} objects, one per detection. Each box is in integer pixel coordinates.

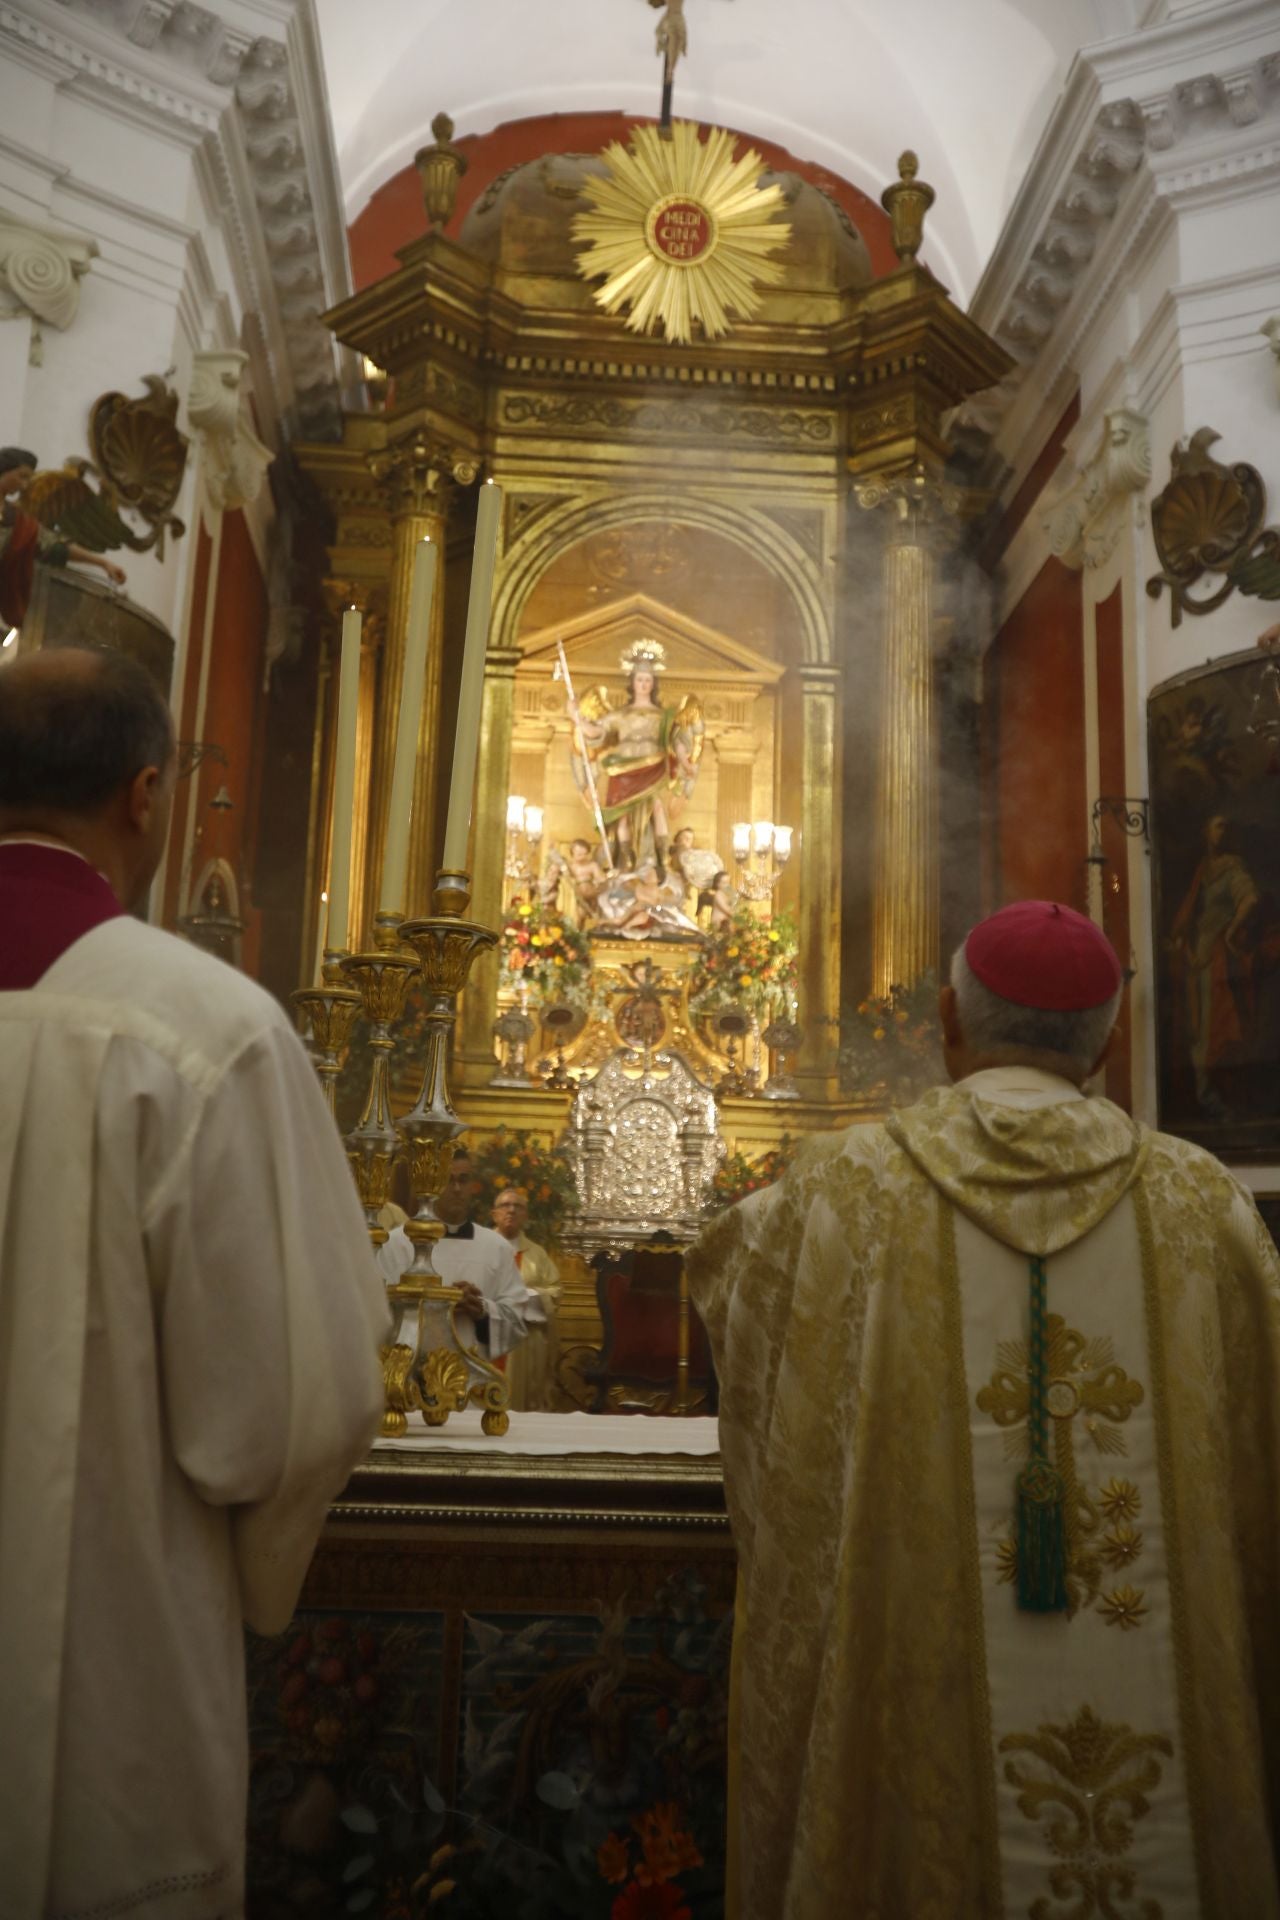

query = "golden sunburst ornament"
[{"left": 573, "top": 121, "right": 790, "bottom": 344}]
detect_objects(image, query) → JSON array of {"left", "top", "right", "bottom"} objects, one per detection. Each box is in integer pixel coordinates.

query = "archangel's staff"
[{"left": 555, "top": 637, "right": 615, "bottom": 872}]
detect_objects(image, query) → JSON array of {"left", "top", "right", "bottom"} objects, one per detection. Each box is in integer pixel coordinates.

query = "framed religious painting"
[{"left": 1148, "top": 645, "right": 1280, "bottom": 1156}]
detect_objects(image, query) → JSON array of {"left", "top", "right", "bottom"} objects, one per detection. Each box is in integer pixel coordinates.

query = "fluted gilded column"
[
  {"left": 856, "top": 469, "right": 946, "bottom": 996},
  {"left": 458, "top": 643, "right": 523, "bottom": 1085},
  {"left": 796, "top": 663, "right": 842, "bottom": 1097},
  {"left": 364, "top": 440, "right": 476, "bottom": 934}
]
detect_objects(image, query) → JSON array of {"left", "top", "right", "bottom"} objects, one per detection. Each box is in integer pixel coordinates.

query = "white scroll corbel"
[
  {"left": 187, "top": 348, "right": 274, "bottom": 511},
  {"left": 0, "top": 215, "right": 98, "bottom": 366},
  {"left": 1043, "top": 406, "right": 1151, "bottom": 571},
  {"left": 1262, "top": 317, "right": 1280, "bottom": 405}
]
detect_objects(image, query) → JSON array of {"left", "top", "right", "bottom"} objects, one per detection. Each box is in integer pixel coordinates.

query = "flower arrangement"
[
  {"left": 597, "top": 1800, "right": 703, "bottom": 1918},
  {"left": 838, "top": 970, "right": 943, "bottom": 1105},
  {"left": 689, "top": 906, "right": 799, "bottom": 1025},
  {"left": 708, "top": 1133, "right": 799, "bottom": 1211},
  {"left": 274, "top": 1616, "right": 382, "bottom": 1765},
  {"left": 500, "top": 898, "right": 594, "bottom": 1008},
  {"left": 467, "top": 1127, "right": 579, "bottom": 1247}
]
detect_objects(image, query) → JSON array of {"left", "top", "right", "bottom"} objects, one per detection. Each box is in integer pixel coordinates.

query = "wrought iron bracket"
[
  {"left": 1091, "top": 796, "right": 1150, "bottom": 846},
  {"left": 177, "top": 741, "right": 229, "bottom": 780}
]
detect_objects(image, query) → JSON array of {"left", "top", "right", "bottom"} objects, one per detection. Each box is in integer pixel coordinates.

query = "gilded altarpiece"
[{"left": 296, "top": 149, "right": 1008, "bottom": 1141}]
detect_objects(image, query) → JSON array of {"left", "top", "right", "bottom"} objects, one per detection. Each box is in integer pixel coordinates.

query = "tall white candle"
[
  {"left": 442, "top": 480, "right": 502, "bottom": 872},
  {"left": 326, "top": 607, "right": 362, "bottom": 951},
  {"left": 379, "top": 537, "right": 437, "bottom": 916}
]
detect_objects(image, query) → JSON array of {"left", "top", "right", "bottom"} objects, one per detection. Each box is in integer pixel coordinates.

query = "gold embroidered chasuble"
[{"left": 687, "top": 1068, "right": 1280, "bottom": 1919}]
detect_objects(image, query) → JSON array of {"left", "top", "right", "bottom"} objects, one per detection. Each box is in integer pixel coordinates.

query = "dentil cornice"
[{"left": 967, "top": 0, "right": 1280, "bottom": 453}]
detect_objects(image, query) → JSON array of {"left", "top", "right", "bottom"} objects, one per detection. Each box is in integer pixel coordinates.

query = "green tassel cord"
[{"left": 1015, "top": 1254, "right": 1069, "bottom": 1614}]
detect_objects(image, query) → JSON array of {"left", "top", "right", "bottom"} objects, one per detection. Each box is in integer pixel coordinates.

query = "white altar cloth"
[{"left": 373, "top": 1409, "right": 720, "bottom": 1456}]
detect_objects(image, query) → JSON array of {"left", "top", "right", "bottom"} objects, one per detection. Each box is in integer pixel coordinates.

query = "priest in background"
[
  {"left": 491, "top": 1185, "right": 562, "bottom": 1410},
  {"left": 688, "top": 900, "right": 1280, "bottom": 1920},
  {"left": 0, "top": 644, "right": 389, "bottom": 1920},
  {"left": 378, "top": 1151, "right": 545, "bottom": 1362}
]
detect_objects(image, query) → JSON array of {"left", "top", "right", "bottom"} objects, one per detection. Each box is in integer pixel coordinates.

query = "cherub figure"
[{"left": 541, "top": 838, "right": 610, "bottom": 926}]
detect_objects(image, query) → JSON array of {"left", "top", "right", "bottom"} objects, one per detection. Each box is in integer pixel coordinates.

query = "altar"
[{"left": 247, "top": 1416, "right": 732, "bottom": 1914}]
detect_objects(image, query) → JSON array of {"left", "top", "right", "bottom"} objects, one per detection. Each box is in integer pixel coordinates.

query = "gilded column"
[
  {"left": 458, "top": 643, "right": 523, "bottom": 1085},
  {"left": 796, "top": 664, "right": 842, "bottom": 1098},
  {"left": 365, "top": 440, "right": 475, "bottom": 934},
  {"left": 856, "top": 471, "right": 946, "bottom": 996}
]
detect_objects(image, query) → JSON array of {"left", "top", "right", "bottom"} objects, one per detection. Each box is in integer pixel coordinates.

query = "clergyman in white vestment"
[
  {"left": 491, "top": 1186, "right": 562, "bottom": 1410},
  {"left": 0, "top": 647, "right": 389, "bottom": 1920},
  {"left": 377, "top": 1151, "right": 545, "bottom": 1363}
]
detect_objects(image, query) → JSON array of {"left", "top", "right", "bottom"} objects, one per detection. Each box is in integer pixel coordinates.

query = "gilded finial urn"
[
  {"left": 881, "top": 150, "right": 935, "bottom": 265},
  {"left": 415, "top": 111, "right": 469, "bottom": 229}
]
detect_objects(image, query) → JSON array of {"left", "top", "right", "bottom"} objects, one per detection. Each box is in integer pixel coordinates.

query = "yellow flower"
[
  {"left": 738, "top": 973, "right": 751, "bottom": 988},
  {"left": 726, "top": 946, "right": 739, "bottom": 958},
  {"left": 768, "top": 930, "right": 779, "bottom": 942},
  {"left": 1099, "top": 1478, "right": 1141, "bottom": 1523},
  {"left": 1099, "top": 1585, "right": 1147, "bottom": 1631},
  {"left": 1101, "top": 1524, "right": 1143, "bottom": 1569},
  {"left": 872, "top": 1026, "right": 886, "bottom": 1041}
]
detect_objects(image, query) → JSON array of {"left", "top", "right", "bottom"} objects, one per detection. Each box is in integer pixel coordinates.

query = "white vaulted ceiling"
[{"left": 314, "top": 0, "right": 1139, "bottom": 304}]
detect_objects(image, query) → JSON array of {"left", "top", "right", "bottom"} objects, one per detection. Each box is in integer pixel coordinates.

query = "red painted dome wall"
[{"left": 348, "top": 111, "right": 899, "bottom": 290}]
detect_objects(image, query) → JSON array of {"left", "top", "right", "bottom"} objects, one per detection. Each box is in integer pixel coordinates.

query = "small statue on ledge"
[{"left": 1, "top": 446, "right": 126, "bottom": 629}]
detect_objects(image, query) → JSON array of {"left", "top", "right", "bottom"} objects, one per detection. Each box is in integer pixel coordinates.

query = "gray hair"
[{"left": 950, "top": 946, "right": 1121, "bottom": 1082}]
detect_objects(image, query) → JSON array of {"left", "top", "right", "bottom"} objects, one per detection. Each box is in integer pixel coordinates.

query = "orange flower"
[
  {"left": 598, "top": 1832, "right": 631, "bottom": 1884},
  {"left": 633, "top": 1804, "right": 703, "bottom": 1887}
]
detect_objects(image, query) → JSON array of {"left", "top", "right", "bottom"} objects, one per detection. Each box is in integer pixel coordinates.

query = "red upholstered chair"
[{"left": 585, "top": 1241, "right": 716, "bottom": 1413}]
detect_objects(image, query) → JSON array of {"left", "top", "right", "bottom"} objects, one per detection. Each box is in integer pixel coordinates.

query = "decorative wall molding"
[
  {"left": 0, "top": 210, "right": 97, "bottom": 362},
  {"left": 2, "top": 0, "right": 353, "bottom": 439},
  {"left": 1044, "top": 406, "right": 1151, "bottom": 570},
  {"left": 188, "top": 347, "right": 274, "bottom": 511},
  {"left": 968, "top": 1, "right": 1280, "bottom": 462}
]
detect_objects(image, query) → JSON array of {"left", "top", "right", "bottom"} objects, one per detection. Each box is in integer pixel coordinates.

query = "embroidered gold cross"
[{"left": 979, "top": 1314, "right": 1145, "bottom": 1615}]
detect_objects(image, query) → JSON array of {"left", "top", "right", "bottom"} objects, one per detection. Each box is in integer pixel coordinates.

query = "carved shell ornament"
[
  {"left": 1147, "top": 428, "right": 1280, "bottom": 627},
  {"left": 20, "top": 375, "right": 189, "bottom": 560}
]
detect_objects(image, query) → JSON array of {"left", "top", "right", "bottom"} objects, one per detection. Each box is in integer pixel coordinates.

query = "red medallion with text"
[{"left": 648, "top": 197, "right": 713, "bottom": 264}]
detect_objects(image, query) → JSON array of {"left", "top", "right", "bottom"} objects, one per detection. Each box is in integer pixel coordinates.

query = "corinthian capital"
[
  {"left": 368, "top": 435, "right": 479, "bottom": 519},
  {"left": 0, "top": 215, "right": 98, "bottom": 363}
]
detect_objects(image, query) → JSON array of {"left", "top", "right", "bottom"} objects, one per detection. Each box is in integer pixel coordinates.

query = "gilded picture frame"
[{"left": 1148, "top": 645, "right": 1280, "bottom": 1156}]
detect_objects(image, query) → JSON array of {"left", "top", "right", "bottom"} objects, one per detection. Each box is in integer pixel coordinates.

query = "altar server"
[
  {"left": 378, "top": 1151, "right": 545, "bottom": 1358},
  {"left": 0, "top": 645, "right": 388, "bottom": 1920},
  {"left": 492, "top": 1185, "right": 562, "bottom": 1409},
  {"left": 689, "top": 900, "right": 1280, "bottom": 1920}
]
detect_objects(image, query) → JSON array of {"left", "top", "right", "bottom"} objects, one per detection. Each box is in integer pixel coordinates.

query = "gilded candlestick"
[
  {"left": 340, "top": 917, "right": 417, "bottom": 1243},
  {"left": 397, "top": 869, "right": 503, "bottom": 1432},
  {"left": 292, "top": 949, "right": 362, "bottom": 1119}
]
